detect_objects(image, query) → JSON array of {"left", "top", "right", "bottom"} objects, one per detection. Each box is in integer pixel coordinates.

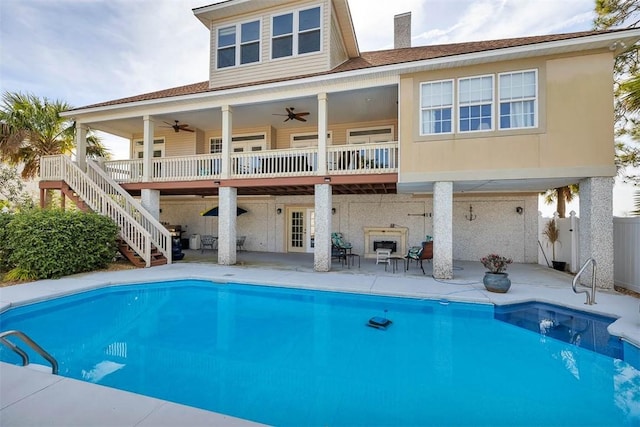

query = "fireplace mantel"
[{"left": 363, "top": 226, "right": 408, "bottom": 258}]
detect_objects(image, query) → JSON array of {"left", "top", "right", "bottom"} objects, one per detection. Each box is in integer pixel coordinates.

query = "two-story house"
[{"left": 39, "top": 0, "right": 640, "bottom": 287}]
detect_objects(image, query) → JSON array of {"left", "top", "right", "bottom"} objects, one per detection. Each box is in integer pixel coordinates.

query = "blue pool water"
[{"left": 1, "top": 280, "right": 639, "bottom": 426}]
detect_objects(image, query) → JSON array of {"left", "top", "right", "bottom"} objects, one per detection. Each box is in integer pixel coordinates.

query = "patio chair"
[
  {"left": 405, "top": 241, "right": 433, "bottom": 274},
  {"left": 331, "top": 243, "right": 347, "bottom": 266},
  {"left": 236, "top": 236, "right": 246, "bottom": 251},
  {"left": 331, "top": 232, "right": 352, "bottom": 253},
  {"left": 201, "top": 235, "right": 217, "bottom": 253}
]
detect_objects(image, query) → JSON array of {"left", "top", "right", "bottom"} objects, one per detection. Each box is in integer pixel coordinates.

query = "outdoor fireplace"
[
  {"left": 363, "top": 226, "right": 408, "bottom": 258},
  {"left": 373, "top": 240, "right": 397, "bottom": 253}
]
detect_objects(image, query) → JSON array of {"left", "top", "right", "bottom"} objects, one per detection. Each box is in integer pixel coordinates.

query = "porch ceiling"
[
  {"left": 120, "top": 174, "right": 398, "bottom": 197},
  {"left": 88, "top": 86, "right": 398, "bottom": 138}
]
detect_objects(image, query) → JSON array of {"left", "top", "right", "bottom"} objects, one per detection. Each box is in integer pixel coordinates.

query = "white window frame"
[
  {"left": 209, "top": 133, "right": 267, "bottom": 153},
  {"left": 271, "top": 5, "right": 322, "bottom": 60},
  {"left": 347, "top": 126, "right": 394, "bottom": 144},
  {"left": 498, "top": 69, "right": 538, "bottom": 130},
  {"left": 215, "top": 19, "right": 261, "bottom": 70},
  {"left": 458, "top": 74, "right": 494, "bottom": 133},
  {"left": 290, "top": 131, "right": 333, "bottom": 147},
  {"left": 420, "top": 79, "right": 454, "bottom": 136},
  {"left": 133, "top": 137, "right": 165, "bottom": 158}
]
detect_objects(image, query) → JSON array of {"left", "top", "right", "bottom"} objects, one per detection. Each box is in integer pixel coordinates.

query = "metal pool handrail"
[
  {"left": 572, "top": 258, "right": 597, "bottom": 305},
  {"left": 0, "top": 330, "right": 59, "bottom": 374}
]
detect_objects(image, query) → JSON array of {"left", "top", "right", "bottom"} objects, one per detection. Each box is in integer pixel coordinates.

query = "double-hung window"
[
  {"left": 272, "top": 6, "right": 321, "bottom": 59},
  {"left": 458, "top": 75, "right": 494, "bottom": 132},
  {"left": 420, "top": 80, "right": 453, "bottom": 135},
  {"left": 499, "top": 70, "right": 537, "bottom": 129},
  {"left": 217, "top": 20, "right": 260, "bottom": 69}
]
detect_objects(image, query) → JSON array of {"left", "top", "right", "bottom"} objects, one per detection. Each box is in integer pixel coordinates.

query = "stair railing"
[
  {"left": 86, "top": 160, "right": 171, "bottom": 263},
  {"left": 0, "top": 330, "right": 59, "bottom": 374},
  {"left": 55, "top": 156, "right": 154, "bottom": 266},
  {"left": 572, "top": 258, "right": 597, "bottom": 305}
]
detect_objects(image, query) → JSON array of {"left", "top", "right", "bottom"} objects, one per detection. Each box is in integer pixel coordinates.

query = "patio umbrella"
[{"left": 201, "top": 206, "right": 248, "bottom": 216}]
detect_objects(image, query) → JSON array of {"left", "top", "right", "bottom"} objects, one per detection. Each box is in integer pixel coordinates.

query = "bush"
[
  {"left": 0, "top": 212, "right": 13, "bottom": 272},
  {"left": 6, "top": 209, "right": 119, "bottom": 279}
]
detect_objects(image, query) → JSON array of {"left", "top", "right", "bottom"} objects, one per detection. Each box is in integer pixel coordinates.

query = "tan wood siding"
[
  {"left": 329, "top": 9, "right": 348, "bottom": 69},
  {"left": 133, "top": 130, "right": 196, "bottom": 157},
  {"left": 208, "top": 0, "right": 332, "bottom": 89},
  {"left": 274, "top": 119, "right": 398, "bottom": 148},
  {"left": 398, "top": 51, "right": 615, "bottom": 183}
]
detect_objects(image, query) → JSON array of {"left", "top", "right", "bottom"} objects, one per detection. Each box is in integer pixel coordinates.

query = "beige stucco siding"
[
  {"left": 399, "top": 51, "right": 616, "bottom": 183},
  {"left": 208, "top": 0, "right": 332, "bottom": 88}
]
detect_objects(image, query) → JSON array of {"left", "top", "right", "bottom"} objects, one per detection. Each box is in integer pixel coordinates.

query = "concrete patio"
[{"left": 1, "top": 252, "right": 639, "bottom": 426}]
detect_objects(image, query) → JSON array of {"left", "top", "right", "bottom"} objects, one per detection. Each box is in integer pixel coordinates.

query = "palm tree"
[
  {"left": 542, "top": 185, "right": 579, "bottom": 218},
  {"left": 0, "top": 92, "right": 109, "bottom": 179}
]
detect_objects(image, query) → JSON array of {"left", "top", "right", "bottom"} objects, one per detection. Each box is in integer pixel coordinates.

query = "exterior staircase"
[
  {"left": 117, "top": 239, "right": 167, "bottom": 267},
  {"left": 40, "top": 155, "right": 171, "bottom": 267}
]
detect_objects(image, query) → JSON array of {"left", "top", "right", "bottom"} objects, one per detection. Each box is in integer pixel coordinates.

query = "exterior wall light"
[
  {"left": 516, "top": 206, "right": 523, "bottom": 214},
  {"left": 276, "top": 208, "right": 282, "bottom": 215},
  {"left": 331, "top": 208, "right": 336, "bottom": 215}
]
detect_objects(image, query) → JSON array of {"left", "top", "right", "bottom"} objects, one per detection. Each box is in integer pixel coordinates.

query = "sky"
[{"left": 0, "top": 0, "right": 636, "bottom": 215}]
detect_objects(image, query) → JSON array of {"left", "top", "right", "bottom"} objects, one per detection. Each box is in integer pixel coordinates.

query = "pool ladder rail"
[
  {"left": 0, "top": 330, "right": 58, "bottom": 374},
  {"left": 572, "top": 258, "right": 597, "bottom": 305}
]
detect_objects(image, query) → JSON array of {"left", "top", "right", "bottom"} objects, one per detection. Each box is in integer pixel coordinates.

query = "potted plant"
[
  {"left": 480, "top": 254, "right": 513, "bottom": 293},
  {"left": 542, "top": 219, "right": 566, "bottom": 271}
]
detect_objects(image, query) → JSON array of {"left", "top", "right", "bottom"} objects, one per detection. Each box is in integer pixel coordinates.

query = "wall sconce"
[
  {"left": 465, "top": 204, "right": 477, "bottom": 222},
  {"left": 276, "top": 208, "right": 282, "bottom": 215},
  {"left": 331, "top": 208, "right": 336, "bottom": 215},
  {"left": 516, "top": 206, "right": 523, "bottom": 215},
  {"left": 324, "top": 176, "right": 331, "bottom": 183}
]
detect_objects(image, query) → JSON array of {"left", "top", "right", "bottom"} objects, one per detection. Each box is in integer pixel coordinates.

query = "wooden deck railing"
[{"left": 91, "top": 142, "right": 398, "bottom": 183}]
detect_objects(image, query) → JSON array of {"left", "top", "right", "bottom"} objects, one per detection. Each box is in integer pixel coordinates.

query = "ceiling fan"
[
  {"left": 162, "top": 120, "right": 194, "bottom": 132},
  {"left": 273, "top": 107, "right": 309, "bottom": 122}
]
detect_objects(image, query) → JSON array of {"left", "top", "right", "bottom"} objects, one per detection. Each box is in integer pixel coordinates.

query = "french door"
[{"left": 287, "top": 208, "right": 315, "bottom": 253}]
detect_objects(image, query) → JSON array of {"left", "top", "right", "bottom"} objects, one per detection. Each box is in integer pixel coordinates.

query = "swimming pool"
[{"left": 1, "top": 279, "right": 639, "bottom": 426}]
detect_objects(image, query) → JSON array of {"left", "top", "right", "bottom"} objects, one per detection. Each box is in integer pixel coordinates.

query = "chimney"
[{"left": 394, "top": 12, "right": 411, "bottom": 49}]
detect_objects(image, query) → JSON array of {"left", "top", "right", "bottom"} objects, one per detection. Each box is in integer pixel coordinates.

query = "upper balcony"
[{"left": 40, "top": 141, "right": 398, "bottom": 197}]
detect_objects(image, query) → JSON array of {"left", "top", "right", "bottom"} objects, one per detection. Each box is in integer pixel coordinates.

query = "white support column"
[
  {"left": 141, "top": 189, "right": 160, "bottom": 220},
  {"left": 218, "top": 186, "right": 237, "bottom": 265},
  {"left": 314, "top": 183, "right": 332, "bottom": 271},
  {"left": 76, "top": 123, "right": 88, "bottom": 171},
  {"left": 579, "top": 177, "right": 614, "bottom": 289},
  {"left": 433, "top": 181, "right": 453, "bottom": 279},
  {"left": 142, "top": 115, "right": 155, "bottom": 182},
  {"left": 317, "top": 93, "right": 328, "bottom": 175},
  {"left": 221, "top": 105, "right": 232, "bottom": 179}
]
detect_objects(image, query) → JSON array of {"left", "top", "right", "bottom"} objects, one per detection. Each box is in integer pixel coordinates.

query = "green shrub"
[
  {"left": 6, "top": 209, "right": 119, "bottom": 279},
  {"left": 0, "top": 212, "right": 13, "bottom": 272}
]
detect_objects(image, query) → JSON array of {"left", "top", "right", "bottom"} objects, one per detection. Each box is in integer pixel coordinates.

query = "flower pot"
[
  {"left": 552, "top": 261, "right": 566, "bottom": 272},
  {"left": 483, "top": 272, "right": 511, "bottom": 293}
]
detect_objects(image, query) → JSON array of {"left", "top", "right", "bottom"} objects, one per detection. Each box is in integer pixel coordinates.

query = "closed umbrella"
[{"left": 201, "top": 206, "right": 248, "bottom": 216}]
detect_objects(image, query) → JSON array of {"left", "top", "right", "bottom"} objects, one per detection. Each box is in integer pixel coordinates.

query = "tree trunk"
[{"left": 555, "top": 187, "right": 567, "bottom": 218}]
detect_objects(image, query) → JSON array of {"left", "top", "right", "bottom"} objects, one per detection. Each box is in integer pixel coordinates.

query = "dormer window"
[
  {"left": 272, "top": 6, "right": 321, "bottom": 59},
  {"left": 217, "top": 20, "right": 260, "bottom": 69}
]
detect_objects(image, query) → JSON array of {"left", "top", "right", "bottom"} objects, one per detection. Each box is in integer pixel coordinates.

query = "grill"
[{"left": 165, "top": 225, "right": 184, "bottom": 238}]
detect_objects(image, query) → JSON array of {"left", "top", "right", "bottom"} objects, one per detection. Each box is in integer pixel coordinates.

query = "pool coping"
[{"left": 1, "top": 261, "right": 639, "bottom": 426}]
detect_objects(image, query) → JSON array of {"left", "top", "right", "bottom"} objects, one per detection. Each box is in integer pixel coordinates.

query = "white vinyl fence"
[
  {"left": 538, "top": 213, "right": 639, "bottom": 292},
  {"left": 613, "top": 217, "right": 640, "bottom": 293}
]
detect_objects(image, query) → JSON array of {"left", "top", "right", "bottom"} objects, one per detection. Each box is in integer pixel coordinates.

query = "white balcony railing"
[{"left": 93, "top": 142, "right": 398, "bottom": 184}]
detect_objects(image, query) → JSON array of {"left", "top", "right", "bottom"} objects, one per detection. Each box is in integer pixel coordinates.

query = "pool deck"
[{"left": 1, "top": 251, "right": 639, "bottom": 426}]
